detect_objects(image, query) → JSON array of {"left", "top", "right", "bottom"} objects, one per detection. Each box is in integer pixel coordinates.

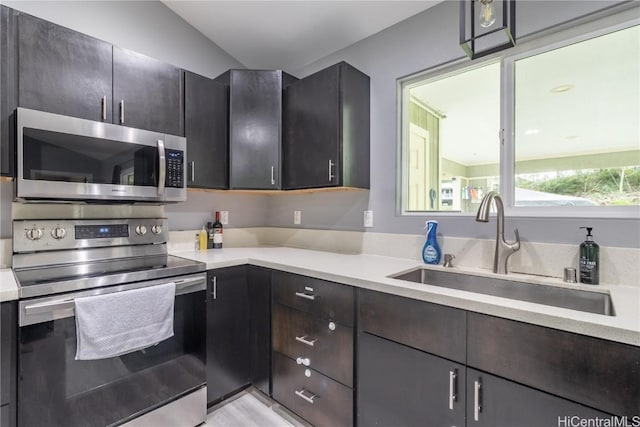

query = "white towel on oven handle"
[{"left": 74, "top": 282, "right": 176, "bottom": 360}]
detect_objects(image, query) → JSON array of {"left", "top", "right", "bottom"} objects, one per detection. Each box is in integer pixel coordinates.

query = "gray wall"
[
  {"left": 274, "top": 0, "right": 640, "bottom": 248},
  {"left": 0, "top": 1, "right": 267, "bottom": 237}
]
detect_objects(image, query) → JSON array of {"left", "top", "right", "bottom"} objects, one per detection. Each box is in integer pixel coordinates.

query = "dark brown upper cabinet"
[
  {"left": 0, "top": 5, "right": 17, "bottom": 177},
  {"left": 6, "top": 9, "right": 184, "bottom": 138},
  {"left": 215, "top": 69, "right": 297, "bottom": 190},
  {"left": 283, "top": 61, "right": 370, "bottom": 190},
  {"left": 184, "top": 71, "right": 228, "bottom": 189},
  {"left": 113, "top": 47, "right": 184, "bottom": 136},
  {"left": 16, "top": 11, "right": 113, "bottom": 124}
]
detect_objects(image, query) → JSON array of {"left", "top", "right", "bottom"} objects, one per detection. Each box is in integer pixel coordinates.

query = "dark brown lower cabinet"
[
  {"left": 272, "top": 303, "right": 353, "bottom": 387},
  {"left": 248, "top": 266, "right": 271, "bottom": 396},
  {"left": 467, "top": 368, "right": 609, "bottom": 427},
  {"left": 273, "top": 353, "right": 352, "bottom": 427},
  {"left": 0, "top": 302, "right": 16, "bottom": 427},
  {"left": 358, "top": 332, "right": 465, "bottom": 427},
  {"left": 206, "top": 267, "right": 250, "bottom": 405}
]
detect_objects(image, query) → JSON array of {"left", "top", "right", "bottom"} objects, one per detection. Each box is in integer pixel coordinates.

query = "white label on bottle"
[
  {"left": 425, "top": 245, "right": 438, "bottom": 261},
  {"left": 213, "top": 233, "right": 223, "bottom": 244}
]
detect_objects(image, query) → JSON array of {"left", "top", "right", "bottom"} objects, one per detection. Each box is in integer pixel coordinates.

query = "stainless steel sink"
[{"left": 390, "top": 268, "right": 614, "bottom": 316}]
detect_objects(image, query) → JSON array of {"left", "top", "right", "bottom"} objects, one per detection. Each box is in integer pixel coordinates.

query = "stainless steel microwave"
[{"left": 16, "top": 108, "right": 186, "bottom": 203}]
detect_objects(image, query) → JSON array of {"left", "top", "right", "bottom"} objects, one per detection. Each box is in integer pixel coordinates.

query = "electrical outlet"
[
  {"left": 220, "top": 211, "right": 229, "bottom": 225},
  {"left": 364, "top": 210, "right": 373, "bottom": 228},
  {"left": 294, "top": 210, "right": 302, "bottom": 225}
]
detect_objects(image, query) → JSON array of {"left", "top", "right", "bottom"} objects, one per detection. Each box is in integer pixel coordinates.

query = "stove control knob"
[
  {"left": 151, "top": 225, "right": 162, "bottom": 235},
  {"left": 135, "top": 225, "right": 148, "bottom": 236},
  {"left": 26, "top": 227, "right": 43, "bottom": 241},
  {"left": 51, "top": 226, "right": 66, "bottom": 240}
]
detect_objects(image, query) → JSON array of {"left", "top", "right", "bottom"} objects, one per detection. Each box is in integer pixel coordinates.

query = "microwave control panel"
[{"left": 166, "top": 150, "right": 184, "bottom": 188}]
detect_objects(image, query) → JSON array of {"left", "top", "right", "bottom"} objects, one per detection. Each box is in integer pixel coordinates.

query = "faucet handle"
[
  {"left": 443, "top": 253, "right": 455, "bottom": 268},
  {"left": 512, "top": 228, "right": 521, "bottom": 250}
]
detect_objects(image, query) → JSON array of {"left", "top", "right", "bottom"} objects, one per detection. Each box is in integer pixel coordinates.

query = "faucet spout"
[{"left": 475, "top": 191, "right": 520, "bottom": 274}]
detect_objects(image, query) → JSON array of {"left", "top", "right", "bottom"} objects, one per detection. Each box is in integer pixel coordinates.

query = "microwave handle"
[{"left": 157, "top": 139, "right": 166, "bottom": 196}]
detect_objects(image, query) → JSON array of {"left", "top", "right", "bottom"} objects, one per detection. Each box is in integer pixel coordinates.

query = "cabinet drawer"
[
  {"left": 273, "top": 352, "right": 353, "bottom": 427},
  {"left": 468, "top": 313, "right": 640, "bottom": 417},
  {"left": 359, "top": 289, "right": 466, "bottom": 363},
  {"left": 273, "top": 303, "right": 353, "bottom": 387},
  {"left": 272, "top": 271, "right": 354, "bottom": 326}
]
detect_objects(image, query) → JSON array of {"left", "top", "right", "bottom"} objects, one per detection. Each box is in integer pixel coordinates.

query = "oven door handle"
[
  {"left": 24, "top": 298, "right": 75, "bottom": 316},
  {"left": 20, "top": 275, "right": 206, "bottom": 326},
  {"left": 157, "top": 139, "right": 166, "bottom": 197},
  {"left": 174, "top": 276, "right": 206, "bottom": 295},
  {"left": 23, "top": 279, "right": 206, "bottom": 314}
]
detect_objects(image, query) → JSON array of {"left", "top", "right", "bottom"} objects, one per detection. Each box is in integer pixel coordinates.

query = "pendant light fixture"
[{"left": 460, "top": 0, "right": 516, "bottom": 60}]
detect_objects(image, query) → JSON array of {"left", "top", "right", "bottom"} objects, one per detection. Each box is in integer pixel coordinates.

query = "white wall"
[{"left": 269, "top": 0, "right": 640, "bottom": 248}]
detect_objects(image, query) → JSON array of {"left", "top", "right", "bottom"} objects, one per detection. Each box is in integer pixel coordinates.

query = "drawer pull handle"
[
  {"left": 295, "top": 388, "right": 317, "bottom": 404},
  {"left": 449, "top": 369, "right": 457, "bottom": 410},
  {"left": 296, "top": 357, "right": 310, "bottom": 366},
  {"left": 474, "top": 379, "right": 482, "bottom": 421},
  {"left": 295, "top": 291, "right": 316, "bottom": 301},
  {"left": 295, "top": 335, "right": 317, "bottom": 347}
]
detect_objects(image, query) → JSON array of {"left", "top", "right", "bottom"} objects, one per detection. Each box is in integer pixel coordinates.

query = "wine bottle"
[{"left": 213, "top": 211, "right": 223, "bottom": 249}]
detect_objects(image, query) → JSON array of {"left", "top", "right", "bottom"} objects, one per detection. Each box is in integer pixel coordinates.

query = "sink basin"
[{"left": 390, "top": 268, "right": 614, "bottom": 316}]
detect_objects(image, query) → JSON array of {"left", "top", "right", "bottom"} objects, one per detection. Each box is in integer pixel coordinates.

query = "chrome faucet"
[{"left": 475, "top": 191, "right": 520, "bottom": 274}]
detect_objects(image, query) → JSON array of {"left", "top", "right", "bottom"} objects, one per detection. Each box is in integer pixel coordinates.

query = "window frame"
[{"left": 397, "top": 7, "right": 640, "bottom": 219}]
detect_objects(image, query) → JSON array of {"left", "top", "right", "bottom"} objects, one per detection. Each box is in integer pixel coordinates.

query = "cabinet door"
[
  {"left": 467, "top": 368, "right": 609, "bottom": 427},
  {"left": 1, "top": 5, "right": 17, "bottom": 177},
  {"left": 284, "top": 62, "right": 369, "bottom": 190},
  {"left": 184, "top": 71, "right": 228, "bottom": 189},
  {"left": 1, "top": 302, "right": 16, "bottom": 427},
  {"left": 113, "top": 47, "right": 183, "bottom": 136},
  {"left": 358, "top": 332, "right": 465, "bottom": 427},
  {"left": 228, "top": 70, "right": 282, "bottom": 189},
  {"left": 468, "top": 312, "right": 640, "bottom": 416},
  {"left": 206, "top": 267, "right": 250, "bottom": 404},
  {"left": 247, "top": 266, "right": 271, "bottom": 396},
  {"left": 16, "top": 11, "right": 112, "bottom": 122},
  {"left": 283, "top": 64, "right": 339, "bottom": 189}
]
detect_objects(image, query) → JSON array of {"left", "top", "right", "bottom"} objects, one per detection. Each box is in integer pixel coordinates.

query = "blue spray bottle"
[{"left": 422, "top": 220, "right": 442, "bottom": 264}]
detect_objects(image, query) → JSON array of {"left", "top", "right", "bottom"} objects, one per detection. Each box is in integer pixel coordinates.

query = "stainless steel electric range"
[{"left": 12, "top": 218, "right": 207, "bottom": 427}]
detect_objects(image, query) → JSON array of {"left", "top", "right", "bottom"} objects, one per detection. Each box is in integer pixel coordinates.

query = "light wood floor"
[{"left": 204, "top": 389, "right": 308, "bottom": 427}]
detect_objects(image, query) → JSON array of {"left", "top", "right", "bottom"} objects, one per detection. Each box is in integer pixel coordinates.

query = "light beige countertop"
[
  {"left": 2, "top": 247, "right": 637, "bottom": 345},
  {"left": 0, "top": 268, "right": 19, "bottom": 302},
  {"left": 171, "top": 247, "right": 640, "bottom": 346}
]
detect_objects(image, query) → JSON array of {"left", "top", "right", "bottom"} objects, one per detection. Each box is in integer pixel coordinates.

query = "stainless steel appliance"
[
  {"left": 12, "top": 218, "right": 206, "bottom": 427},
  {"left": 16, "top": 107, "right": 187, "bottom": 203}
]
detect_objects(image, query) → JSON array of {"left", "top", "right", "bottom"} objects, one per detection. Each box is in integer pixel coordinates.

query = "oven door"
[
  {"left": 17, "top": 274, "right": 206, "bottom": 427},
  {"left": 16, "top": 107, "right": 186, "bottom": 203}
]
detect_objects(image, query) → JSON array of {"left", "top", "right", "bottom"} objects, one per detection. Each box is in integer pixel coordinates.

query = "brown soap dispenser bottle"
[{"left": 579, "top": 227, "right": 599, "bottom": 285}]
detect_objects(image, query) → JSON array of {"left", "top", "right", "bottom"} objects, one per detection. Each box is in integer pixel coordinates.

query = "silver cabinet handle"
[
  {"left": 211, "top": 276, "right": 217, "bottom": 300},
  {"left": 270, "top": 166, "right": 276, "bottom": 185},
  {"left": 449, "top": 369, "right": 457, "bottom": 410},
  {"left": 328, "top": 160, "right": 335, "bottom": 182},
  {"left": 157, "top": 139, "right": 166, "bottom": 196},
  {"left": 295, "top": 389, "right": 316, "bottom": 404},
  {"left": 119, "top": 100, "right": 125, "bottom": 124},
  {"left": 295, "top": 291, "right": 315, "bottom": 301},
  {"left": 295, "top": 335, "right": 317, "bottom": 347},
  {"left": 474, "top": 379, "right": 482, "bottom": 421},
  {"left": 101, "top": 96, "right": 107, "bottom": 120},
  {"left": 190, "top": 161, "right": 195, "bottom": 183},
  {"left": 296, "top": 357, "right": 310, "bottom": 366}
]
